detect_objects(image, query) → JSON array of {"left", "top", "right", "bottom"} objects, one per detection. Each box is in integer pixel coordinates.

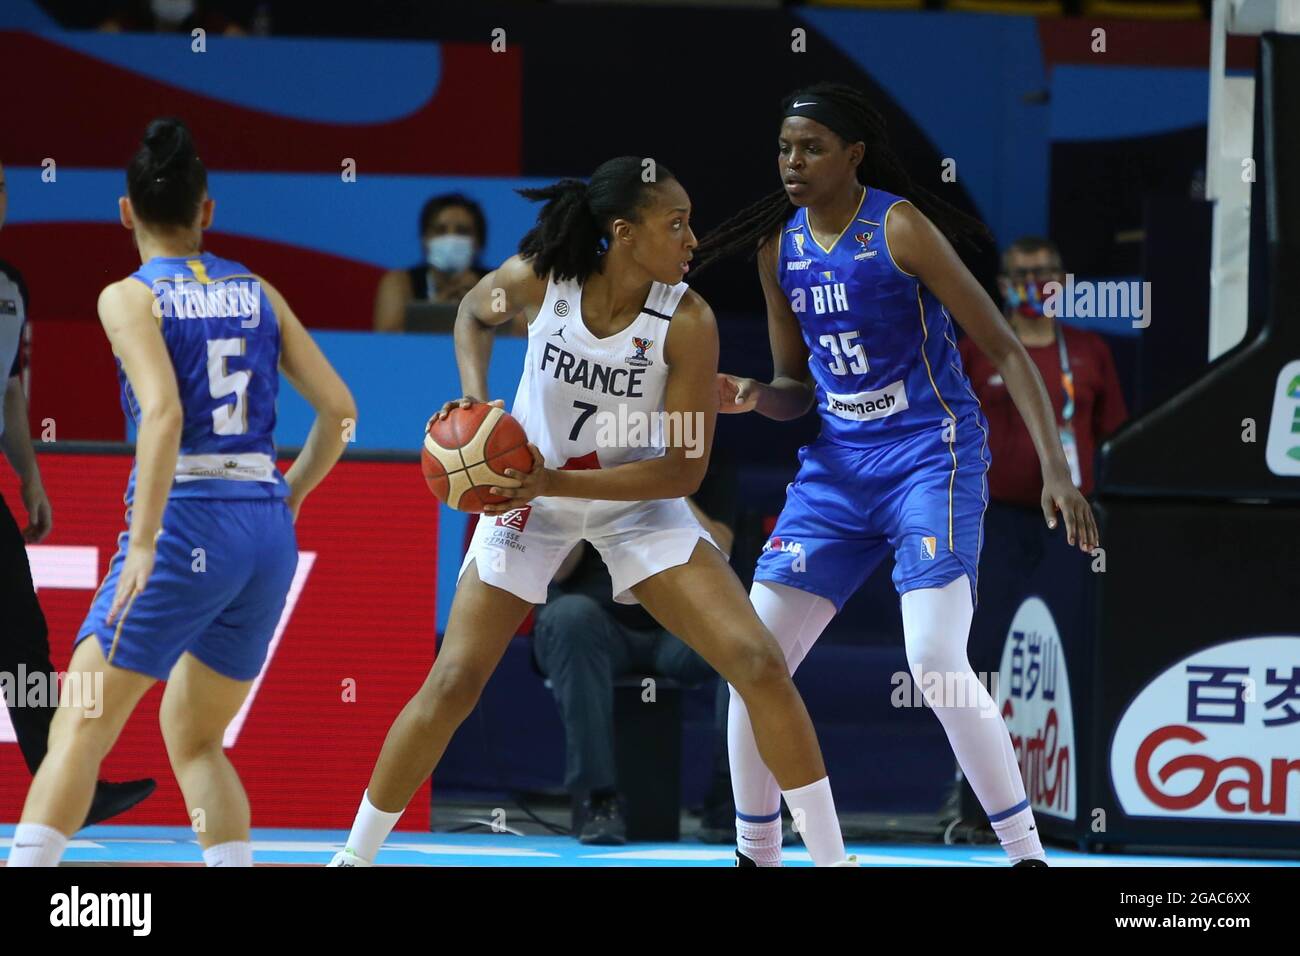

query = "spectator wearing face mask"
[
  {"left": 373, "top": 193, "right": 522, "bottom": 334},
  {"left": 957, "top": 236, "right": 1127, "bottom": 673}
]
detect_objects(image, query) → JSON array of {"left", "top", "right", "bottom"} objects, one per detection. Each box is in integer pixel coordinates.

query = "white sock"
[
  {"left": 7, "top": 822, "right": 69, "bottom": 867},
  {"left": 729, "top": 582, "right": 836, "bottom": 865},
  {"left": 990, "top": 801, "right": 1045, "bottom": 863},
  {"left": 735, "top": 813, "right": 783, "bottom": 867},
  {"left": 782, "top": 777, "right": 847, "bottom": 866},
  {"left": 343, "top": 789, "right": 404, "bottom": 864},
  {"left": 202, "top": 840, "right": 253, "bottom": 867}
]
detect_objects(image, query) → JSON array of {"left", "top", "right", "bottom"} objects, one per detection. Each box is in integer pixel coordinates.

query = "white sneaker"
[
  {"left": 830, "top": 854, "right": 859, "bottom": 867},
  {"left": 327, "top": 848, "right": 372, "bottom": 867}
]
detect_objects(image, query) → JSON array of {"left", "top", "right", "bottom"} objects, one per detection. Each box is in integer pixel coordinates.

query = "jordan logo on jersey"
[{"left": 627, "top": 337, "right": 654, "bottom": 368}]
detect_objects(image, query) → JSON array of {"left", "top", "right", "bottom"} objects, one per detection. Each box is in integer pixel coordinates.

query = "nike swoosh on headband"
[{"left": 791, "top": 100, "right": 817, "bottom": 108}]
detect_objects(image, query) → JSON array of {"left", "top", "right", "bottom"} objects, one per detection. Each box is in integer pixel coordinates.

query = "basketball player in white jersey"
[{"left": 330, "top": 158, "right": 853, "bottom": 867}]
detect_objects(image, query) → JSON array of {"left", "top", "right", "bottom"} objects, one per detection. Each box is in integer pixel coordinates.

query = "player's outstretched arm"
[
  {"left": 485, "top": 291, "right": 720, "bottom": 512},
  {"left": 887, "top": 202, "right": 1098, "bottom": 552},
  {"left": 98, "top": 278, "right": 183, "bottom": 619},
  {"left": 265, "top": 276, "right": 357, "bottom": 520},
  {"left": 718, "top": 235, "right": 815, "bottom": 420},
  {"left": 451, "top": 255, "right": 547, "bottom": 404}
]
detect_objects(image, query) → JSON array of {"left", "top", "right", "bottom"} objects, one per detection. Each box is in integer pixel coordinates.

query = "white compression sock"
[
  {"left": 735, "top": 813, "right": 783, "bottom": 866},
  {"left": 202, "top": 840, "right": 253, "bottom": 867},
  {"left": 782, "top": 777, "right": 847, "bottom": 866},
  {"left": 343, "top": 789, "right": 404, "bottom": 864},
  {"left": 990, "top": 800, "right": 1046, "bottom": 863},
  {"left": 729, "top": 581, "right": 836, "bottom": 866},
  {"left": 7, "top": 822, "right": 69, "bottom": 867},
  {"left": 901, "top": 577, "right": 1038, "bottom": 862}
]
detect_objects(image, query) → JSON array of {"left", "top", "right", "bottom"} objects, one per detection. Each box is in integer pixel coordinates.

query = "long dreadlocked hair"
[
  {"left": 691, "top": 82, "right": 991, "bottom": 276},
  {"left": 516, "top": 157, "right": 676, "bottom": 283}
]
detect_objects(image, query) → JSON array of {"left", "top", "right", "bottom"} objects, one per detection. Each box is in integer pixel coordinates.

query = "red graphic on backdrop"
[
  {"left": 0, "top": 452, "right": 439, "bottom": 831},
  {"left": 1135, "top": 723, "right": 1299, "bottom": 816},
  {"left": 1003, "top": 698, "right": 1071, "bottom": 814}
]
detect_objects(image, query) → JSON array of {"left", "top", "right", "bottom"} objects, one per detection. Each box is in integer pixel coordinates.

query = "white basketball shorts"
[{"left": 457, "top": 496, "right": 716, "bottom": 606}]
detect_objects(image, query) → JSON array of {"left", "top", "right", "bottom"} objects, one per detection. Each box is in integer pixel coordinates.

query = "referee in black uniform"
[{"left": 0, "top": 159, "right": 155, "bottom": 824}]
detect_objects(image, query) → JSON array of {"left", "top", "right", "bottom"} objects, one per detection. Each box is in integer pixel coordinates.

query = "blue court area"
[{"left": 3, "top": 825, "right": 1297, "bottom": 867}]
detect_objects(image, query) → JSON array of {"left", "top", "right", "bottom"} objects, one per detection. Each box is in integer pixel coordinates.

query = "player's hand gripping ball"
[{"left": 421, "top": 399, "right": 536, "bottom": 512}]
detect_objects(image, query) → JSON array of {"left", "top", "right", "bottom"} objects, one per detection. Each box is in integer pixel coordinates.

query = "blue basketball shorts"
[
  {"left": 754, "top": 413, "right": 990, "bottom": 612},
  {"left": 77, "top": 497, "right": 298, "bottom": 682}
]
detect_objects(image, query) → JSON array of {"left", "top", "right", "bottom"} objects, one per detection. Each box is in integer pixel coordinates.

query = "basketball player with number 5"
[
  {"left": 330, "top": 158, "right": 854, "bottom": 867},
  {"left": 10, "top": 118, "right": 356, "bottom": 868}
]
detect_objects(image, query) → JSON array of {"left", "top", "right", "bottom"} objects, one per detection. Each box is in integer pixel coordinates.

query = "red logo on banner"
[
  {"left": 496, "top": 506, "right": 531, "bottom": 532},
  {"left": 1135, "top": 724, "right": 1300, "bottom": 815}
]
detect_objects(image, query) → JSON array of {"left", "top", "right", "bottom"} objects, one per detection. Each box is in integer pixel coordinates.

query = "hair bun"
[{"left": 143, "top": 117, "right": 196, "bottom": 177}]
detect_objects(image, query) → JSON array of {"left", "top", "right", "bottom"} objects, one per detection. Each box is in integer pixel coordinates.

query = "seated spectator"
[
  {"left": 532, "top": 459, "right": 737, "bottom": 845},
  {"left": 373, "top": 193, "right": 521, "bottom": 333}
]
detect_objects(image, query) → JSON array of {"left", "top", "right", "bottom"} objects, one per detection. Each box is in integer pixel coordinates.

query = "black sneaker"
[
  {"left": 735, "top": 849, "right": 758, "bottom": 867},
  {"left": 1013, "top": 858, "right": 1048, "bottom": 867},
  {"left": 576, "top": 793, "right": 627, "bottom": 846},
  {"left": 83, "top": 778, "right": 157, "bottom": 827}
]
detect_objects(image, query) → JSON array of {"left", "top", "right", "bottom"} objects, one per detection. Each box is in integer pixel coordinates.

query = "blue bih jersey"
[
  {"left": 122, "top": 253, "right": 288, "bottom": 501},
  {"left": 778, "top": 186, "right": 982, "bottom": 448}
]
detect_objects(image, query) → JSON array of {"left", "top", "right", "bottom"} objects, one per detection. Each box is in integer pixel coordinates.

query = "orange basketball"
[{"left": 421, "top": 404, "right": 534, "bottom": 512}]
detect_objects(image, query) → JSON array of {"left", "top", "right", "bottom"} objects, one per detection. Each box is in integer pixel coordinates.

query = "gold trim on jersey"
[
  {"left": 106, "top": 592, "right": 139, "bottom": 666},
  {"left": 808, "top": 187, "right": 868, "bottom": 256},
  {"left": 883, "top": 200, "right": 919, "bottom": 278},
  {"left": 915, "top": 285, "right": 959, "bottom": 552}
]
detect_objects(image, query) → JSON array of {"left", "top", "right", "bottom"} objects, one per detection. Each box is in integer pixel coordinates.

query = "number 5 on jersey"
[
  {"left": 819, "top": 330, "right": 869, "bottom": 377},
  {"left": 208, "top": 337, "right": 251, "bottom": 435}
]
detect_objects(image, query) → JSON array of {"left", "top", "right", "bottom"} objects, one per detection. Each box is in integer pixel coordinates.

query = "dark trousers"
[
  {"left": 0, "top": 493, "right": 54, "bottom": 775},
  {"left": 969, "top": 501, "right": 1053, "bottom": 678},
  {"left": 533, "top": 592, "right": 720, "bottom": 798}
]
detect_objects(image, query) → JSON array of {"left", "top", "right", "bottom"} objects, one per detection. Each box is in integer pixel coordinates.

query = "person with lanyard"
[
  {"left": 957, "top": 236, "right": 1128, "bottom": 680},
  {"left": 0, "top": 158, "right": 157, "bottom": 826}
]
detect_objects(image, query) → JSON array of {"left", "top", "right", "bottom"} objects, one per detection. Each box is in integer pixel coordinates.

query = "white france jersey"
[{"left": 512, "top": 272, "right": 687, "bottom": 473}]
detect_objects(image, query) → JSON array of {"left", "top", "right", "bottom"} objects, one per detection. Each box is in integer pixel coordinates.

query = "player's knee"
[
  {"left": 420, "top": 660, "right": 487, "bottom": 722},
  {"left": 720, "top": 636, "right": 789, "bottom": 692},
  {"left": 50, "top": 708, "right": 115, "bottom": 762},
  {"left": 905, "top": 641, "right": 970, "bottom": 690},
  {"left": 162, "top": 725, "right": 222, "bottom": 766}
]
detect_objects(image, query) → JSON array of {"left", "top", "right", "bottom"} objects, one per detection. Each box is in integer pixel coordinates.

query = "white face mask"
[
  {"left": 152, "top": 0, "right": 196, "bottom": 24},
  {"left": 426, "top": 234, "right": 475, "bottom": 274}
]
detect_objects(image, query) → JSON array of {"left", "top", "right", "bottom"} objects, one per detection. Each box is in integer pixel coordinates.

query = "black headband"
[{"left": 782, "top": 94, "right": 862, "bottom": 144}]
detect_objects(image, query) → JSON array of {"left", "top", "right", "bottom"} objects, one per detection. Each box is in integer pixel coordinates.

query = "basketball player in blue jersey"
[
  {"left": 692, "top": 83, "right": 1098, "bottom": 867},
  {"left": 8, "top": 119, "right": 356, "bottom": 868}
]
